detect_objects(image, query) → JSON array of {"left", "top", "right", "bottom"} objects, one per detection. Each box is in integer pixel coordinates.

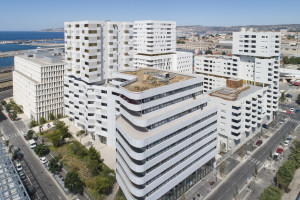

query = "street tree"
[
  {"left": 64, "top": 172, "right": 85, "bottom": 194},
  {"left": 279, "top": 92, "right": 286, "bottom": 102},
  {"left": 34, "top": 144, "right": 50, "bottom": 157},
  {"left": 219, "top": 161, "right": 226, "bottom": 177},
  {"left": 239, "top": 145, "right": 245, "bottom": 159},
  {"left": 254, "top": 164, "right": 258, "bottom": 177},
  {"left": 297, "top": 94, "right": 300, "bottom": 104},
  {"left": 233, "top": 186, "right": 239, "bottom": 200},
  {"left": 49, "top": 157, "right": 63, "bottom": 174},
  {"left": 76, "top": 130, "right": 87, "bottom": 142}
]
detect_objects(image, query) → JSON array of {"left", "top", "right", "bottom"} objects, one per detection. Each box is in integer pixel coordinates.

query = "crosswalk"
[
  {"left": 248, "top": 157, "right": 262, "bottom": 165},
  {"left": 287, "top": 118, "right": 300, "bottom": 123}
]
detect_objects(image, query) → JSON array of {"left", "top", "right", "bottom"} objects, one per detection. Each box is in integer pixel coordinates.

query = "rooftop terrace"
[
  {"left": 122, "top": 68, "right": 193, "bottom": 92},
  {"left": 209, "top": 84, "right": 263, "bottom": 101}
]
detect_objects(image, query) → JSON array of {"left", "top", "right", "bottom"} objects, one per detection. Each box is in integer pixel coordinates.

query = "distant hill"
[
  {"left": 177, "top": 24, "right": 300, "bottom": 35},
  {"left": 40, "top": 28, "right": 64, "bottom": 32}
]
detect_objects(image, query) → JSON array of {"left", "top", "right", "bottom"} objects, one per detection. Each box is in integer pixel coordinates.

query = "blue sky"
[{"left": 1, "top": 0, "right": 300, "bottom": 31}]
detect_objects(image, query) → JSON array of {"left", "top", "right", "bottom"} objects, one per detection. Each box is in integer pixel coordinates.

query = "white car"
[
  {"left": 16, "top": 163, "right": 23, "bottom": 171},
  {"left": 283, "top": 140, "right": 290, "bottom": 147},
  {"left": 40, "top": 157, "right": 47, "bottom": 164},
  {"left": 29, "top": 139, "right": 36, "bottom": 149},
  {"left": 290, "top": 108, "right": 295, "bottom": 112}
]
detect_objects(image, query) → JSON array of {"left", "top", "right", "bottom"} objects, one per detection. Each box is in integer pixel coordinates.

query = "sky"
[{"left": 1, "top": 0, "right": 300, "bottom": 31}]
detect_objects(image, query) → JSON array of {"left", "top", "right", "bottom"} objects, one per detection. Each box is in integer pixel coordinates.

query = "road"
[
  {"left": 0, "top": 89, "right": 12, "bottom": 101},
  {"left": 0, "top": 106, "right": 68, "bottom": 200},
  {"left": 206, "top": 112, "right": 299, "bottom": 200}
]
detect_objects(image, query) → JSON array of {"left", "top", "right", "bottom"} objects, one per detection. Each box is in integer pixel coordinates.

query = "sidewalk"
[{"left": 32, "top": 118, "right": 116, "bottom": 170}]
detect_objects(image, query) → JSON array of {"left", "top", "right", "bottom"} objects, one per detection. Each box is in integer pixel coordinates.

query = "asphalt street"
[
  {"left": 0, "top": 89, "right": 12, "bottom": 101},
  {"left": 206, "top": 112, "right": 299, "bottom": 200},
  {"left": 0, "top": 106, "right": 68, "bottom": 200}
]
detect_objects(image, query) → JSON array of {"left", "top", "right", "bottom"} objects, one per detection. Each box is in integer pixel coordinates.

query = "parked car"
[
  {"left": 262, "top": 124, "right": 269, "bottom": 129},
  {"left": 283, "top": 140, "right": 290, "bottom": 147},
  {"left": 29, "top": 139, "right": 36, "bottom": 149},
  {"left": 295, "top": 109, "right": 300, "bottom": 114},
  {"left": 19, "top": 171, "right": 26, "bottom": 179},
  {"left": 280, "top": 119, "right": 285, "bottom": 124},
  {"left": 26, "top": 185, "right": 36, "bottom": 196},
  {"left": 285, "top": 94, "right": 292, "bottom": 98},
  {"left": 40, "top": 157, "right": 47, "bottom": 164},
  {"left": 273, "top": 152, "right": 280, "bottom": 160},
  {"left": 16, "top": 152, "right": 24, "bottom": 159},
  {"left": 256, "top": 140, "right": 263, "bottom": 146},
  {"left": 12, "top": 146, "right": 20, "bottom": 153},
  {"left": 16, "top": 163, "right": 23, "bottom": 171},
  {"left": 276, "top": 148, "right": 283, "bottom": 154},
  {"left": 290, "top": 108, "right": 295, "bottom": 112}
]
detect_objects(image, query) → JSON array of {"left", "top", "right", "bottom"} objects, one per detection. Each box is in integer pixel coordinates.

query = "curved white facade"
[{"left": 115, "top": 69, "right": 218, "bottom": 200}]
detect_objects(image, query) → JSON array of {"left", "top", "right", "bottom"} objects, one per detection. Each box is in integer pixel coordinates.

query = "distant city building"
[
  {"left": 13, "top": 49, "right": 65, "bottom": 122},
  {"left": 133, "top": 20, "right": 193, "bottom": 73},
  {"left": 114, "top": 68, "right": 217, "bottom": 200}
]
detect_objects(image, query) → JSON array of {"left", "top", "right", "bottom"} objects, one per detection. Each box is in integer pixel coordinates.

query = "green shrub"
[
  {"left": 49, "top": 113, "right": 55, "bottom": 121},
  {"left": 30, "top": 120, "right": 37, "bottom": 128},
  {"left": 277, "top": 160, "right": 297, "bottom": 190},
  {"left": 39, "top": 117, "right": 46, "bottom": 124},
  {"left": 1, "top": 100, "right": 6, "bottom": 106}
]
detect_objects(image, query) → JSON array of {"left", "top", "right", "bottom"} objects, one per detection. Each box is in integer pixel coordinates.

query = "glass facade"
[{"left": 158, "top": 158, "right": 215, "bottom": 200}]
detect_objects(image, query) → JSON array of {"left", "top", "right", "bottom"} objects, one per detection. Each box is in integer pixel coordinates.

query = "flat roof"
[
  {"left": 122, "top": 68, "right": 193, "bottom": 92},
  {"left": 209, "top": 84, "right": 263, "bottom": 101}
]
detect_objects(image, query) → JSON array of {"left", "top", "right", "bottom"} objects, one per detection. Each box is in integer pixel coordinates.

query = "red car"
[
  {"left": 256, "top": 140, "right": 263, "bottom": 146},
  {"left": 276, "top": 148, "right": 283, "bottom": 154},
  {"left": 286, "top": 111, "right": 292, "bottom": 114}
]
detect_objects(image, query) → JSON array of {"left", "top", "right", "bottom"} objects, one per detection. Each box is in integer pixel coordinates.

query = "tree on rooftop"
[{"left": 205, "top": 50, "right": 213, "bottom": 55}]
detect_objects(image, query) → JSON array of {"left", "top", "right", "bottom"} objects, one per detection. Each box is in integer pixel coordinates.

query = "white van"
[{"left": 29, "top": 139, "right": 36, "bottom": 149}]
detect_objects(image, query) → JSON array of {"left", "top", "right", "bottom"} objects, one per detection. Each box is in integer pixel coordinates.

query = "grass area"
[{"left": 40, "top": 122, "right": 115, "bottom": 199}]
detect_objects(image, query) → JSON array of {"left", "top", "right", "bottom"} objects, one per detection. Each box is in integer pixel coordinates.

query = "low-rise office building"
[{"left": 13, "top": 50, "right": 65, "bottom": 122}]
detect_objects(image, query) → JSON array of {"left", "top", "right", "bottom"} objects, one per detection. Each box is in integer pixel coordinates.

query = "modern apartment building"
[
  {"left": 114, "top": 68, "right": 218, "bottom": 200},
  {"left": 195, "top": 30, "right": 280, "bottom": 151},
  {"left": 64, "top": 21, "right": 133, "bottom": 146},
  {"left": 13, "top": 50, "right": 64, "bottom": 122},
  {"left": 209, "top": 79, "right": 266, "bottom": 151},
  {"left": 195, "top": 30, "right": 280, "bottom": 121},
  {"left": 133, "top": 20, "right": 193, "bottom": 73}
]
